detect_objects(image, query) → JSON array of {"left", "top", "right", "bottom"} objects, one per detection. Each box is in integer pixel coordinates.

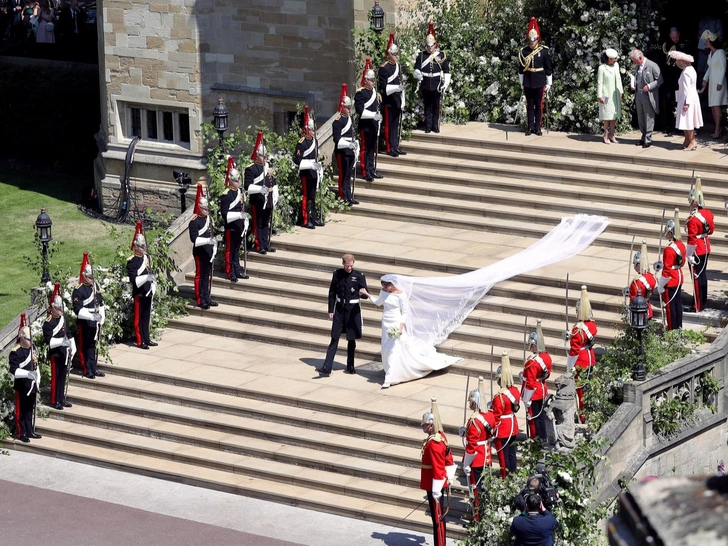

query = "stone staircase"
[{"left": 8, "top": 124, "right": 728, "bottom": 541}]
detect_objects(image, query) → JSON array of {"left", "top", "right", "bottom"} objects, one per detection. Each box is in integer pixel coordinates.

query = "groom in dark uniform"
[{"left": 319, "top": 253, "right": 369, "bottom": 376}]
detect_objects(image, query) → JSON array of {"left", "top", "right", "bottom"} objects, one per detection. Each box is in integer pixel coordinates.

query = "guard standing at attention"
[
  {"left": 379, "top": 33, "right": 407, "bottom": 157},
  {"left": 686, "top": 176, "right": 714, "bottom": 312},
  {"left": 518, "top": 17, "right": 553, "bottom": 136},
  {"left": 566, "top": 286, "right": 598, "bottom": 422},
  {"left": 333, "top": 84, "right": 359, "bottom": 205},
  {"left": 421, "top": 397, "right": 455, "bottom": 546},
  {"left": 244, "top": 131, "right": 279, "bottom": 254},
  {"left": 354, "top": 58, "right": 383, "bottom": 182},
  {"left": 492, "top": 351, "right": 521, "bottom": 478},
  {"left": 9, "top": 314, "right": 42, "bottom": 442},
  {"left": 318, "top": 253, "right": 368, "bottom": 376},
  {"left": 43, "top": 283, "right": 75, "bottom": 409},
  {"left": 127, "top": 221, "right": 157, "bottom": 348},
  {"left": 72, "top": 252, "right": 105, "bottom": 379},
  {"left": 220, "top": 156, "right": 249, "bottom": 281},
  {"left": 294, "top": 106, "right": 324, "bottom": 229},
  {"left": 413, "top": 22, "right": 451, "bottom": 133},
  {"left": 521, "top": 319, "right": 552, "bottom": 441},
  {"left": 459, "top": 376, "right": 495, "bottom": 520},
  {"left": 626, "top": 240, "right": 657, "bottom": 319},
  {"left": 657, "top": 208, "right": 687, "bottom": 330}
]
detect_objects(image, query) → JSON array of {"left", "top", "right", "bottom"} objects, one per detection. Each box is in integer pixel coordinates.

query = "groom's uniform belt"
[{"left": 336, "top": 297, "right": 360, "bottom": 304}]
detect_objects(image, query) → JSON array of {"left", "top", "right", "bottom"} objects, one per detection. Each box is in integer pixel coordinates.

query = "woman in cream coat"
[
  {"left": 699, "top": 30, "right": 727, "bottom": 138},
  {"left": 597, "top": 48, "right": 624, "bottom": 144}
]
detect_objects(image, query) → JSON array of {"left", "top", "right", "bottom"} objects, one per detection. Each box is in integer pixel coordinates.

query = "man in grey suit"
[{"left": 630, "top": 49, "right": 663, "bottom": 148}]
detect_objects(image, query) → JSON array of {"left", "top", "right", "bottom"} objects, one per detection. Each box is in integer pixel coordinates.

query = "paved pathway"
[{"left": 0, "top": 451, "right": 457, "bottom": 546}]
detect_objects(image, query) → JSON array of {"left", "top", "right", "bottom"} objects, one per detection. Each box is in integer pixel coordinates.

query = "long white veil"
[{"left": 381, "top": 214, "right": 609, "bottom": 347}]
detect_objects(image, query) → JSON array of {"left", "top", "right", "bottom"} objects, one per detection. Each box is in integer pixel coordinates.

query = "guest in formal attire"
[
  {"left": 660, "top": 27, "right": 690, "bottom": 136},
  {"left": 597, "top": 48, "right": 623, "bottom": 144},
  {"left": 698, "top": 31, "right": 727, "bottom": 138},
  {"left": 671, "top": 51, "right": 703, "bottom": 151},
  {"left": 629, "top": 49, "right": 662, "bottom": 148},
  {"left": 696, "top": 14, "right": 723, "bottom": 86},
  {"left": 58, "top": 0, "right": 80, "bottom": 45},
  {"left": 34, "top": 0, "right": 54, "bottom": 43}
]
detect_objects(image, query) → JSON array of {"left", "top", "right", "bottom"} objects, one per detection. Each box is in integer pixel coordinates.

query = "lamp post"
[
  {"left": 369, "top": 0, "right": 385, "bottom": 33},
  {"left": 628, "top": 295, "right": 649, "bottom": 381},
  {"left": 213, "top": 97, "right": 229, "bottom": 149},
  {"left": 35, "top": 207, "right": 53, "bottom": 284}
]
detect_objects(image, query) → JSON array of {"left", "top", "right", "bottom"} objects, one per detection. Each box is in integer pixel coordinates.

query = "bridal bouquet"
[{"left": 387, "top": 327, "right": 402, "bottom": 340}]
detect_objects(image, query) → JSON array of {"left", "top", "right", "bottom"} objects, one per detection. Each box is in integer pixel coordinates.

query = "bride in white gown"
[{"left": 361, "top": 280, "right": 462, "bottom": 388}]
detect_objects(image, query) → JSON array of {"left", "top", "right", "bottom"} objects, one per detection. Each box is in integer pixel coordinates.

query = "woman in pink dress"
[{"left": 671, "top": 50, "right": 702, "bottom": 151}]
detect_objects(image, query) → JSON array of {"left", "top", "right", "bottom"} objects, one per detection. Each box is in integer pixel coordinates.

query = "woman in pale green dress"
[{"left": 597, "top": 48, "right": 624, "bottom": 144}]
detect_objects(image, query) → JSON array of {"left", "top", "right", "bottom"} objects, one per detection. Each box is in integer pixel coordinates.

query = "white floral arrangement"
[{"left": 387, "top": 326, "right": 402, "bottom": 340}]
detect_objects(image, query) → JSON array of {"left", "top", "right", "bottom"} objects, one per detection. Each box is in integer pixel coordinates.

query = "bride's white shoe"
[{"left": 381, "top": 383, "right": 391, "bottom": 389}]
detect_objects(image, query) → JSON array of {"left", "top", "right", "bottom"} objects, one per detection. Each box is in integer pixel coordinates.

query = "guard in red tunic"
[
  {"left": 459, "top": 376, "right": 495, "bottom": 520},
  {"left": 43, "top": 283, "right": 76, "bottom": 409},
  {"left": 332, "top": 84, "right": 358, "bottom": 206},
  {"left": 294, "top": 106, "right": 324, "bottom": 229},
  {"left": 188, "top": 184, "right": 218, "bottom": 309},
  {"left": 685, "top": 177, "right": 714, "bottom": 312},
  {"left": 127, "top": 222, "right": 157, "bottom": 348},
  {"left": 521, "top": 319, "right": 552, "bottom": 441},
  {"left": 626, "top": 240, "right": 657, "bottom": 318},
  {"left": 378, "top": 33, "right": 407, "bottom": 157},
  {"left": 657, "top": 208, "right": 687, "bottom": 330},
  {"left": 492, "top": 351, "right": 520, "bottom": 478},
  {"left": 354, "top": 58, "right": 383, "bottom": 182},
  {"left": 244, "top": 132, "right": 279, "bottom": 254},
  {"left": 420, "top": 397, "right": 454, "bottom": 546},
  {"left": 566, "top": 286, "right": 597, "bottom": 422},
  {"left": 72, "top": 252, "right": 106, "bottom": 379},
  {"left": 220, "top": 156, "right": 248, "bottom": 281},
  {"left": 9, "top": 314, "right": 42, "bottom": 442}
]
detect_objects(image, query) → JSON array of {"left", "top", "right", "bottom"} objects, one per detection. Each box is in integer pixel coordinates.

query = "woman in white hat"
[
  {"left": 671, "top": 50, "right": 703, "bottom": 150},
  {"left": 597, "top": 48, "right": 624, "bottom": 144},
  {"left": 698, "top": 31, "right": 727, "bottom": 138}
]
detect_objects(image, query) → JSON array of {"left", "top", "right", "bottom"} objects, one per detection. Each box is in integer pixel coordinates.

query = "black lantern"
[
  {"left": 629, "top": 295, "right": 649, "bottom": 381},
  {"left": 369, "top": 0, "right": 385, "bottom": 33},
  {"left": 213, "top": 97, "right": 229, "bottom": 148},
  {"left": 35, "top": 207, "right": 53, "bottom": 284}
]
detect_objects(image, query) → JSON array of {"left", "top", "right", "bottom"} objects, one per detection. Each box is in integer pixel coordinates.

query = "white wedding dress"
[{"left": 369, "top": 291, "right": 462, "bottom": 386}]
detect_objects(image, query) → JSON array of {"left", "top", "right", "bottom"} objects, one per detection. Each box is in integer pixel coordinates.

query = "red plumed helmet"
[
  {"left": 386, "top": 32, "right": 394, "bottom": 54},
  {"left": 130, "top": 221, "right": 145, "bottom": 250},
  {"left": 17, "top": 312, "right": 29, "bottom": 341},
  {"left": 303, "top": 105, "right": 315, "bottom": 134},
  {"left": 250, "top": 131, "right": 267, "bottom": 161},
  {"left": 223, "top": 156, "right": 235, "bottom": 187},
  {"left": 193, "top": 183, "right": 205, "bottom": 215},
  {"left": 360, "top": 57, "right": 373, "bottom": 86},
  {"left": 526, "top": 17, "right": 541, "bottom": 42},
  {"left": 49, "top": 282, "right": 62, "bottom": 312},
  {"left": 426, "top": 22, "right": 437, "bottom": 48},
  {"left": 78, "top": 251, "right": 90, "bottom": 283},
  {"left": 338, "top": 83, "right": 351, "bottom": 112}
]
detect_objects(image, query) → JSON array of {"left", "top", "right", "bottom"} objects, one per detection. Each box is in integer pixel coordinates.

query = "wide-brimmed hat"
[
  {"left": 605, "top": 48, "right": 618, "bottom": 59},
  {"left": 669, "top": 50, "right": 694, "bottom": 63},
  {"left": 701, "top": 30, "right": 718, "bottom": 43}
]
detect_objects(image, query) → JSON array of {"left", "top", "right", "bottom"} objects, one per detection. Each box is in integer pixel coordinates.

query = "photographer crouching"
[{"left": 510, "top": 493, "right": 559, "bottom": 546}]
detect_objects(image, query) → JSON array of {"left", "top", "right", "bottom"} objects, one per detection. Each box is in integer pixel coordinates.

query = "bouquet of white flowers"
[{"left": 387, "top": 326, "right": 402, "bottom": 340}]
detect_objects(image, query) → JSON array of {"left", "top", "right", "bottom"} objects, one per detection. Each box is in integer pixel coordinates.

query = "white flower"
[
  {"left": 485, "top": 81, "right": 500, "bottom": 95},
  {"left": 456, "top": 100, "right": 465, "bottom": 109},
  {"left": 510, "top": 38, "right": 518, "bottom": 47},
  {"left": 558, "top": 470, "right": 573, "bottom": 484},
  {"left": 490, "top": 37, "right": 498, "bottom": 45},
  {"left": 490, "top": 56, "right": 501, "bottom": 65},
  {"left": 580, "top": 12, "right": 589, "bottom": 21}
]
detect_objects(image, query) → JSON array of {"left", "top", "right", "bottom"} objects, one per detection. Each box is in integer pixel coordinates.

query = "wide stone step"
[
  {"left": 66, "top": 371, "right": 429, "bottom": 450},
  {"left": 4, "top": 434, "right": 467, "bottom": 539},
  {"left": 407, "top": 131, "right": 728, "bottom": 176},
  {"left": 43, "top": 402, "right": 427, "bottom": 484},
  {"left": 360, "top": 163, "right": 728, "bottom": 232}
]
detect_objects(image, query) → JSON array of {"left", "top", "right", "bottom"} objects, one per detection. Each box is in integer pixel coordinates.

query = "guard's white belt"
[
  {"left": 579, "top": 347, "right": 591, "bottom": 351},
  {"left": 336, "top": 297, "right": 360, "bottom": 304},
  {"left": 476, "top": 440, "right": 489, "bottom": 446},
  {"left": 696, "top": 234, "right": 708, "bottom": 239},
  {"left": 500, "top": 414, "right": 514, "bottom": 418},
  {"left": 422, "top": 73, "right": 441, "bottom": 77},
  {"left": 670, "top": 265, "right": 681, "bottom": 269}
]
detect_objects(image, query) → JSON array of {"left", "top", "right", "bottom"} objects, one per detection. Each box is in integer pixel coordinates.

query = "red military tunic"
[
  {"left": 420, "top": 433, "right": 449, "bottom": 491},
  {"left": 522, "top": 351, "right": 552, "bottom": 401},
  {"left": 629, "top": 272, "right": 657, "bottom": 318},
  {"left": 569, "top": 320, "right": 598, "bottom": 369},
  {"left": 492, "top": 386, "right": 520, "bottom": 439},
  {"left": 686, "top": 208, "right": 714, "bottom": 256},
  {"left": 661, "top": 241, "right": 687, "bottom": 288},
  {"left": 463, "top": 411, "right": 496, "bottom": 468}
]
